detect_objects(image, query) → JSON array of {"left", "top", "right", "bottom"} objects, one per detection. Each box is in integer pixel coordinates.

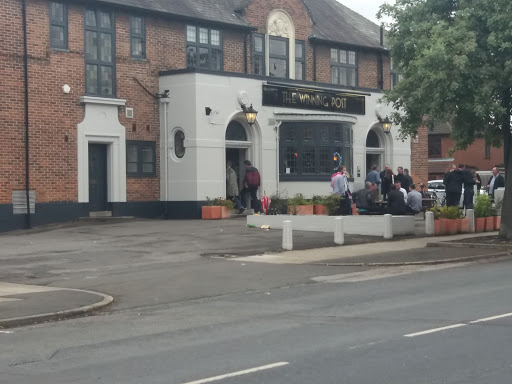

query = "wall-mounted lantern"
[
  {"left": 241, "top": 104, "right": 258, "bottom": 126},
  {"left": 380, "top": 116, "right": 392, "bottom": 134}
]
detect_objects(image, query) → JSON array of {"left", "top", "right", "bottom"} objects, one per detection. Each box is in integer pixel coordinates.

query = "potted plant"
[
  {"left": 438, "top": 205, "right": 462, "bottom": 235},
  {"left": 288, "top": 193, "right": 314, "bottom": 215},
  {"left": 268, "top": 192, "right": 288, "bottom": 215},
  {"left": 474, "top": 194, "right": 492, "bottom": 232},
  {"left": 202, "top": 197, "right": 234, "bottom": 219},
  {"left": 312, "top": 195, "right": 328, "bottom": 215},
  {"left": 323, "top": 194, "right": 343, "bottom": 216}
]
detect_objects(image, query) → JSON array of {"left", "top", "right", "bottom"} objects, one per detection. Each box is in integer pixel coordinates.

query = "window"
[
  {"left": 295, "top": 40, "right": 305, "bottom": 80},
  {"left": 269, "top": 36, "right": 288, "bottom": 78},
  {"left": 225, "top": 121, "right": 247, "bottom": 141},
  {"left": 130, "top": 16, "right": 145, "bottom": 59},
  {"left": 280, "top": 123, "right": 353, "bottom": 179},
  {"left": 253, "top": 33, "right": 265, "bottom": 76},
  {"left": 174, "top": 131, "right": 185, "bottom": 159},
  {"left": 126, "top": 141, "right": 156, "bottom": 176},
  {"left": 484, "top": 139, "right": 491, "bottom": 159},
  {"left": 428, "top": 136, "right": 442, "bottom": 158},
  {"left": 84, "top": 9, "right": 115, "bottom": 96},
  {"left": 331, "top": 49, "right": 357, "bottom": 87},
  {"left": 186, "top": 26, "right": 222, "bottom": 71},
  {"left": 50, "top": 2, "right": 67, "bottom": 49}
]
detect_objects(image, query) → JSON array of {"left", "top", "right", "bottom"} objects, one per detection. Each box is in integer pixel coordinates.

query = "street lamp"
[
  {"left": 380, "top": 116, "right": 392, "bottom": 134},
  {"left": 242, "top": 104, "right": 258, "bottom": 126}
]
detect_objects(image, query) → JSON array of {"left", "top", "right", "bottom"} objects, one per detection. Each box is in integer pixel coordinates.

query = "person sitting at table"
[
  {"left": 419, "top": 183, "right": 430, "bottom": 198},
  {"left": 388, "top": 184, "right": 407, "bottom": 215},
  {"left": 356, "top": 182, "right": 382, "bottom": 214},
  {"left": 406, "top": 184, "right": 423, "bottom": 215}
]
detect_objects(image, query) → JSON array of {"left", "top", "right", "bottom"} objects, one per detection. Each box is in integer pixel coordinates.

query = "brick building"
[
  {"left": 426, "top": 123, "right": 504, "bottom": 181},
  {"left": 0, "top": 0, "right": 413, "bottom": 232}
]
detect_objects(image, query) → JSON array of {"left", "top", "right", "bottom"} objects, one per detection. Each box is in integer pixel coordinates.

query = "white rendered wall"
[{"left": 159, "top": 73, "right": 410, "bottom": 202}]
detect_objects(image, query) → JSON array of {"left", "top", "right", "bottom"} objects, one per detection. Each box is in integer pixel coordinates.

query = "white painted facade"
[{"left": 159, "top": 72, "right": 411, "bottom": 202}]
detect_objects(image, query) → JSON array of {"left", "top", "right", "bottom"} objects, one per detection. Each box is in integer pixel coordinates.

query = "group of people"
[
  {"left": 443, "top": 165, "right": 504, "bottom": 208},
  {"left": 331, "top": 164, "right": 423, "bottom": 216},
  {"left": 226, "top": 160, "right": 261, "bottom": 214}
]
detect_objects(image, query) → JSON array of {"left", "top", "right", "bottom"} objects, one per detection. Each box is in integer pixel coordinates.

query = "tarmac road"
[{"left": 1, "top": 255, "right": 511, "bottom": 383}]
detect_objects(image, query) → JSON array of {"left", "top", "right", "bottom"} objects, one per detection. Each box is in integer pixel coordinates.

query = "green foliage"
[
  {"left": 474, "top": 194, "right": 493, "bottom": 218},
  {"left": 204, "top": 197, "right": 235, "bottom": 209},
  {"left": 323, "top": 194, "right": 343, "bottom": 216},
  {"left": 288, "top": 193, "right": 311, "bottom": 207},
  {"left": 269, "top": 191, "right": 288, "bottom": 213},
  {"left": 429, "top": 207, "right": 440, "bottom": 220},
  {"left": 312, "top": 195, "right": 325, "bottom": 204},
  {"left": 439, "top": 205, "right": 462, "bottom": 219}
]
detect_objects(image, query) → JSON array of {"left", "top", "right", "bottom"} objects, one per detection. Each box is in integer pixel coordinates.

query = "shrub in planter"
[
  {"left": 288, "top": 193, "right": 314, "bottom": 215},
  {"left": 475, "top": 217, "right": 486, "bottom": 232},
  {"left": 474, "top": 194, "right": 493, "bottom": 232},
  {"left": 433, "top": 206, "right": 462, "bottom": 235},
  {"left": 268, "top": 192, "right": 288, "bottom": 215},
  {"left": 322, "top": 194, "right": 343, "bottom": 216},
  {"left": 202, "top": 197, "right": 233, "bottom": 219},
  {"left": 312, "top": 195, "right": 328, "bottom": 215}
]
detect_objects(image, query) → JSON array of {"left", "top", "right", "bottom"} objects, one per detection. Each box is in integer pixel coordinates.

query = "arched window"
[
  {"left": 225, "top": 121, "right": 247, "bottom": 141},
  {"left": 174, "top": 130, "right": 185, "bottom": 158},
  {"left": 366, "top": 130, "right": 380, "bottom": 148}
]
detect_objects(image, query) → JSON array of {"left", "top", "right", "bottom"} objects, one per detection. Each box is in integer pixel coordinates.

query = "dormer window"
[{"left": 186, "top": 26, "right": 223, "bottom": 71}]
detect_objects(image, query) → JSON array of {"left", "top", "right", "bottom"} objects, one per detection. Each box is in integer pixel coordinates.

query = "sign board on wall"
[{"left": 262, "top": 84, "right": 366, "bottom": 115}]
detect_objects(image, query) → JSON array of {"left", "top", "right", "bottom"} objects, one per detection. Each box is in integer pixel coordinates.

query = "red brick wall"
[
  {"left": 410, "top": 126, "right": 429, "bottom": 187},
  {"left": 442, "top": 137, "right": 504, "bottom": 171}
]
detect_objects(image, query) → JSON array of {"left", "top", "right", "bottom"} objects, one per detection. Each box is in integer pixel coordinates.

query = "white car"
[{"left": 427, "top": 179, "right": 487, "bottom": 207}]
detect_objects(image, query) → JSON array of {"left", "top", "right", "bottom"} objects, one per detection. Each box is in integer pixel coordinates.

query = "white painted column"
[
  {"left": 425, "top": 211, "right": 434, "bottom": 236},
  {"left": 334, "top": 217, "right": 344, "bottom": 245},
  {"left": 282, "top": 220, "right": 293, "bottom": 251},
  {"left": 466, "top": 209, "right": 475, "bottom": 233},
  {"left": 383, "top": 214, "right": 393, "bottom": 239}
]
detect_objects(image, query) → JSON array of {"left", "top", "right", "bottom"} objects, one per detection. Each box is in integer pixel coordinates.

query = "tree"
[{"left": 379, "top": 0, "right": 512, "bottom": 239}]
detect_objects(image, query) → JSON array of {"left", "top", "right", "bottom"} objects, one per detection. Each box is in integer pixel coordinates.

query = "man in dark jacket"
[
  {"left": 443, "top": 164, "right": 464, "bottom": 207},
  {"left": 387, "top": 184, "right": 407, "bottom": 215},
  {"left": 403, "top": 168, "right": 413, "bottom": 191},
  {"left": 242, "top": 160, "right": 261, "bottom": 213},
  {"left": 461, "top": 164, "right": 475, "bottom": 209},
  {"left": 394, "top": 166, "right": 405, "bottom": 188},
  {"left": 487, "top": 167, "right": 505, "bottom": 198}
]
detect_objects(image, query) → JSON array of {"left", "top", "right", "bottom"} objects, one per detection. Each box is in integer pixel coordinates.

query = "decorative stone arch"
[
  {"left": 266, "top": 9, "right": 296, "bottom": 79},
  {"left": 365, "top": 122, "right": 393, "bottom": 172}
]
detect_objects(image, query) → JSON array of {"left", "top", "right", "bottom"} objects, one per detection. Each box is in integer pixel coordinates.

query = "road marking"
[
  {"left": 0, "top": 331, "right": 13, "bottom": 334},
  {"left": 404, "top": 324, "right": 467, "bottom": 337},
  {"left": 179, "top": 362, "right": 289, "bottom": 384},
  {"left": 470, "top": 312, "right": 512, "bottom": 324}
]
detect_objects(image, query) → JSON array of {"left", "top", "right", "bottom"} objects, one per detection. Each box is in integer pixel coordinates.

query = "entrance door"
[
  {"left": 366, "top": 153, "right": 381, "bottom": 176},
  {"left": 226, "top": 148, "right": 247, "bottom": 193},
  {"left": 88, "top": 144, "right": 108, "bottom": 211}
]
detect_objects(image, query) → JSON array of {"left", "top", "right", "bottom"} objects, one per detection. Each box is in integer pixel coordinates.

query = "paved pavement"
[{"left": 0, "top": 217, "right": 507, "bottom": 328}]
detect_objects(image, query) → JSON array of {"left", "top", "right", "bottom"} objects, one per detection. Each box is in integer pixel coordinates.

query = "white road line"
[
  {"left": 0, "top": 331, "right": 13, "bottom": 334},
  {"left": 179, "top": 362, "right": 289, "bottom": 384},
  {"left": 470, "top": 312, "right": 512, "bottom": 324},
  {"left": 404, "top": 324, "right": 467, "bottom": 337}
]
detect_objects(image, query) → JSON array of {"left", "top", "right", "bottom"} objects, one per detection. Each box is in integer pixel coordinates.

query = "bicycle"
[{"left": 430, "top": 190, "right": 446, "bottom": 207}]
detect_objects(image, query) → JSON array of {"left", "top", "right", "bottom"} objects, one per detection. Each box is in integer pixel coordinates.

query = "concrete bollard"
[
  {"left": 383, "top": 214, "right": 393, "bottom": 239},
  {"left": 334, "top": 217, "right": 344, "bottom": 245},
  {"left": 466, "top": 209, "right": 475, "bottom": 233},
  {"left": 282, "top": 220, "right": 293, "bottom": 251},
  {"left": 425, "top": 211, "right": 434, "bottom": 236}
]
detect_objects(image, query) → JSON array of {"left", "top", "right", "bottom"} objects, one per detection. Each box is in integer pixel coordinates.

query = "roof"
[
  {"left": 91, "top": 0, "right": 386, "bottom": 50},
  {"left": 94, "top": 0, "right": 253, "bottom": 29},
  {"left": 428, "top": 122, "right": 452, "bottom": 135},
  {"left": 303, "top": 0, "right": 386, "bottom": 51}
]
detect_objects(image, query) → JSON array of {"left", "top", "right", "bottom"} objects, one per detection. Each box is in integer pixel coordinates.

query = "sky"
[{"left": 337, "top": 0, "right": 395, "bottom": 24}]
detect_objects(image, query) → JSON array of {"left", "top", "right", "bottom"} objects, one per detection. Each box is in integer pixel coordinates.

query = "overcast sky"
[{"left": 337, "top": 0, "right": 395, "bottom": 24}]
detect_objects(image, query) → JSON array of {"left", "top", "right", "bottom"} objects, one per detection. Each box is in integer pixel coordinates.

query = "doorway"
[
  {"left": 366, "top": 154, "right": 382, "bottom": 176},
  {"left": 226, "top": 148, "right": 247, "bottom": 193},
  {"left": 88, "top": 144, "right": 108, "bottom": 211}
]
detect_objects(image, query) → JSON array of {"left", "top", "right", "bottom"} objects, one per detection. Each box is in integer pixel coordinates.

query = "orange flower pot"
[
  {"left": 313, "top": 205, "right": 328, "bottom": 215},
  {"left": 434, "top": 219, "right": 446, "bottom": 236},
  {"left": 444, "top": 219, "right": 459, "bottom": 235},
  {"left": 475, "top": 217, "right": 486, "bottom": 233},
  {"left": 495, "top": 216, "right": 501, "bottom": 230},
  {"left": 202, "top": 206, "right": 229, "bottom": 220},
  {"left": 458, "top": 218, "right": 470, "bottom": 233},
  {"left": 485, "top": 216, "right": 495, "bottom": 232},
  {"left": 289, "top": 205, "right": 314, "bottom": 215}
]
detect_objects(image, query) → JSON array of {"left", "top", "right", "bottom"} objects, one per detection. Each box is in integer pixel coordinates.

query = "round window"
[{"left": 174, "top": 131, "right": 185, "bottom": 158}]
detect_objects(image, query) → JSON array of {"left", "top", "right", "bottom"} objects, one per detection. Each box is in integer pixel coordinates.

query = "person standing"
[
  {"left": 443, "top": 164, "right": 464, "bottom": 207},
  {"left": 366, "top": 165, "right": 381, "bottom": 187},
  {"left": 381, "top": 168, "right": 394, "bottom": 201},
  {"left": 333, "top": 165, "right": 351, "bottom": 215},
  {"left": 487, "top": 167, "right": 505, "bottom": 198},
  {"left": 403, "top": 168, "right": 413, "bottom": 191},
  {"left": 461, "top": 164, "right": 475, "bottom": 209},
  {"left": 226, "top": 161, "right": 245, "bottom": 213},
  {"left": 242, "top": 160, "right": 261, "bottom": 213},
  {"left": 473, "top": 169, "right": 482, "bottom": 195},
  {"left": 394, "top": 166, "right": 405, "bottom": 188}
]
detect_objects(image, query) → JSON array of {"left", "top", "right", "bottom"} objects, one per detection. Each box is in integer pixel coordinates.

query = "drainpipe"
[
  {"left": 244, "top": 32, "right": 248, "bottom": 74},
  {"left": 160, "top": 97, "right": 170, "bottom": 217},
  {"left": 313, "top": 44, "right": 317, "bottom": 82},
  {"left": 379, "top": 25, "right": 384, "bottom": 90},
  {"left": 21, "top": 0, "right": 31, "bottom": 229}
]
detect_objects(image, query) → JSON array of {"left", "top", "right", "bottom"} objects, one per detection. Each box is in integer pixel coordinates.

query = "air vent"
[
  {"left": 126, "top": 107, "right": 134, "bottom": 119},
  {"left": 12, "top": 190, "right": 35, "bottom": 214}
]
